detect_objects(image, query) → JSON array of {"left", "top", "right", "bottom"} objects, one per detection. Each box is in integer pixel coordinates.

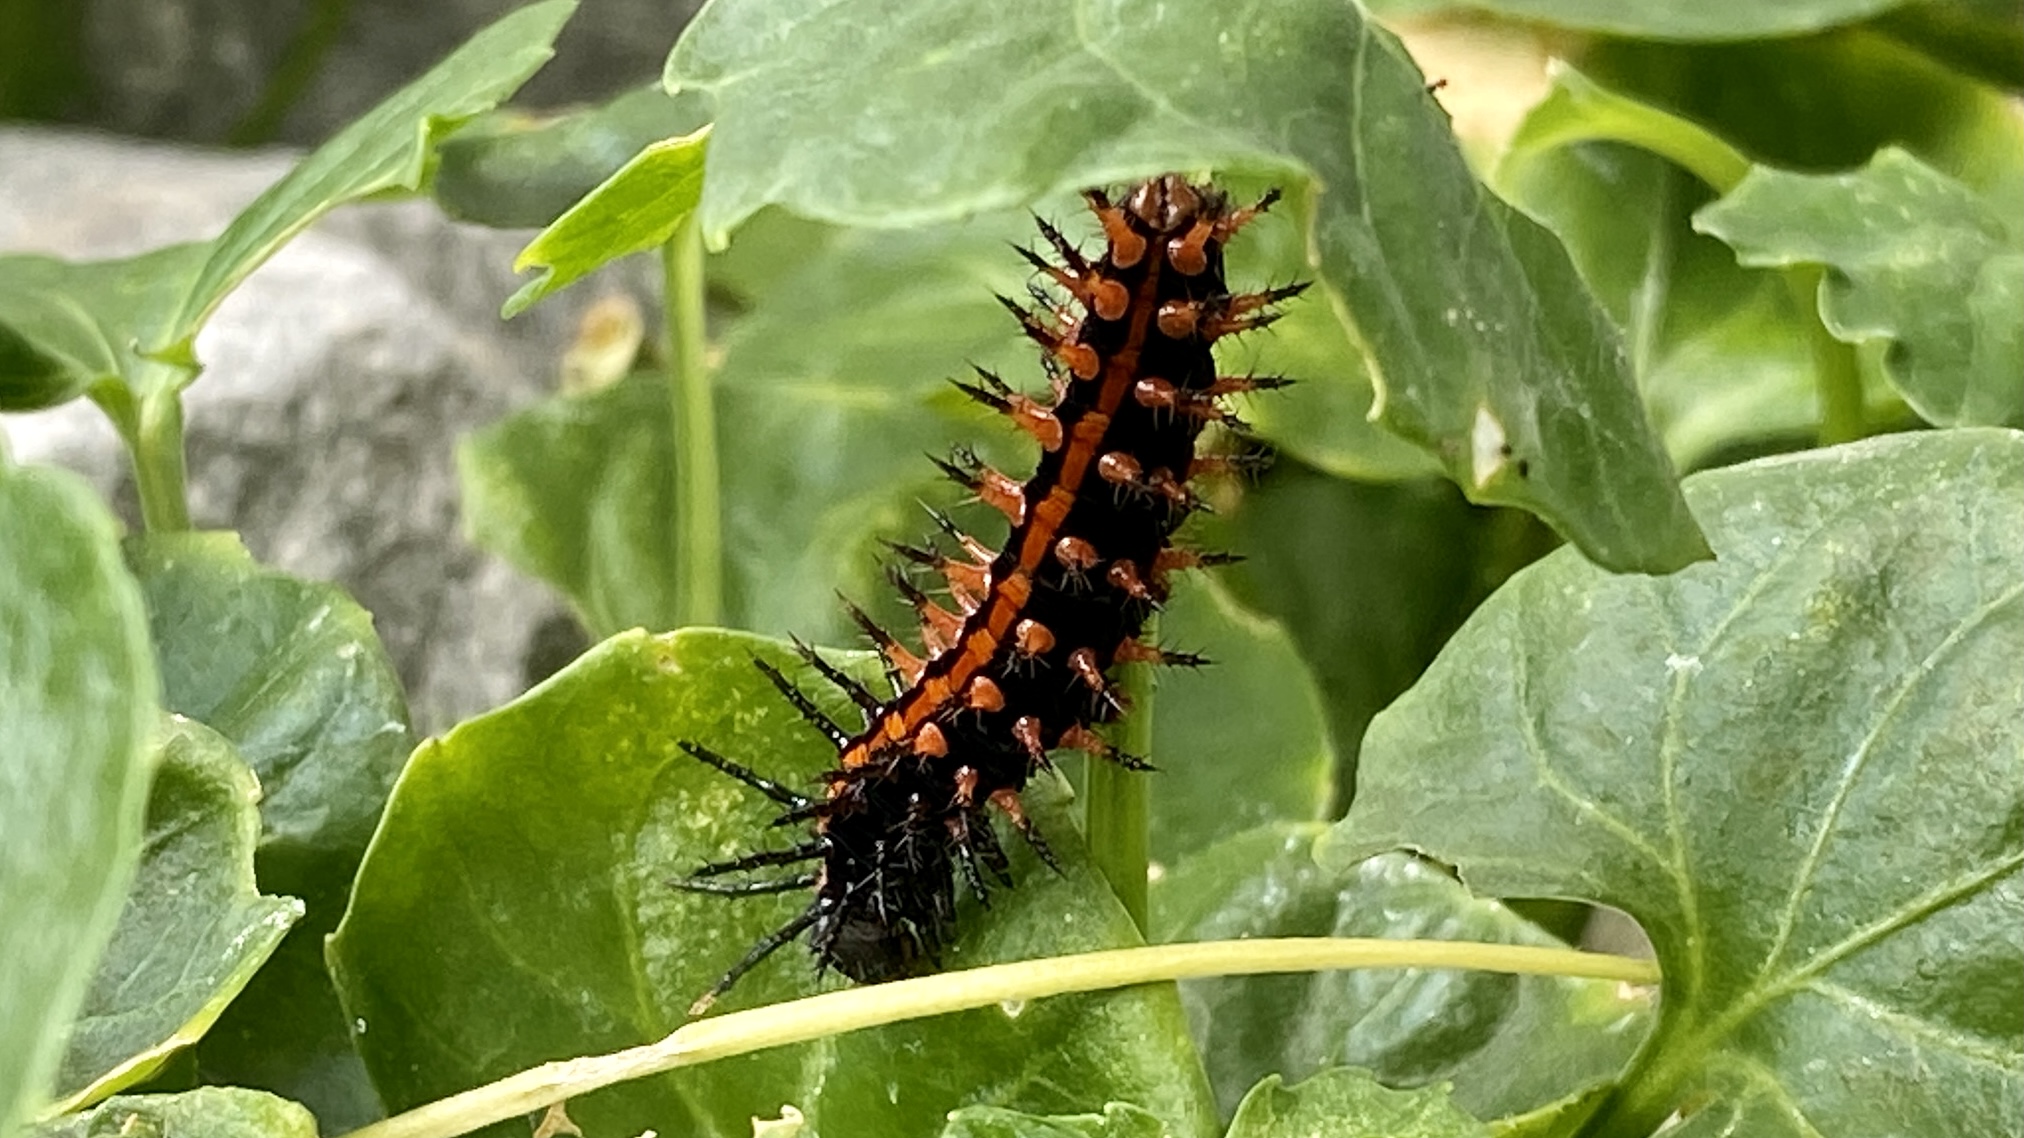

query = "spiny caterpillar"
[{"left": 677, "top": 174, "right": 1299, "bottom": 1012}]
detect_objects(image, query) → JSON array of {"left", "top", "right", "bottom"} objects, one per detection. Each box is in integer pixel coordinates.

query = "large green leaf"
[
  {"left": 1696, "top": 148, "right": 2024, "bottom": 429},
  {"left": 48, "top": 719, "right": 301, "bottom": 1113},
  {"left": 1223, "top": 1069, "right": 1484, "bottom": 1138},
  {"left": 0, "top": 0, "right": 575, "bottom": 412},
  {"left": 435, "top": 85, "right": 712, "bottom": 230},
  {"left": 1326, "top": 429, "right": 2024, "bottom": 1136},
  {"left": 126, "top": 533, "right": 411, "bottom": 1131},
  {"left": 667, "top": 0, "right": 1707, "bottom": 573},
  {"left": 25, "top": 1088, "right": 317, "bottom": 1138},
  {"left": 330, "top": 629, "right": 1218, "bottom": 1138},
  {"left": 1153, "top": 828, "right": 1651, "bottom": 1124},
  {"left": 0, "top": 459, "right": 156, "bottom": 1136}
]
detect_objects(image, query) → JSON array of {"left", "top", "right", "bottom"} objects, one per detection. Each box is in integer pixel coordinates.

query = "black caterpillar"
[{"left": 677, "top": 174, "right": 1297, "bottom": 1012}]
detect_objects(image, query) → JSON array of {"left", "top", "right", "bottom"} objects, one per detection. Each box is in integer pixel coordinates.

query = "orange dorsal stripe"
[{"left": 838, "top": 254, "right": 1168, "bottom": 769}]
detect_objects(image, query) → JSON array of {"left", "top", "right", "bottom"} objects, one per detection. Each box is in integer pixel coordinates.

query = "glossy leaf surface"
[
  {"left": 50, "top": 719, "right": 301, "bottom": 1113},
  {"left": 0, "top": 459, "right": 156, "bottom": 1135},
  {"left": 667, "top": 0, "right": 1707, "bottom": 572},
  {"left": 1329, "top": 429, "right": 2024, "bottom": 1137},
  {"left": 330, "top": 629, "right": 1219, "bottom": 1138}
]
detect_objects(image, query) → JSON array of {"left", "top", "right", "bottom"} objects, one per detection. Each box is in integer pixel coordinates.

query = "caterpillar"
[{"left": 677, "top": 174, "right": 1298, "bottom": 1013}]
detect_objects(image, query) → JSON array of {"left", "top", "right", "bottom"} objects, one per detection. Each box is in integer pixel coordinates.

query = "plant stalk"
[
  {"left": 665, "top": 212, "right": 722, "bottom": 627},
  {"left": 1786, "top": 266, "right": 1866, "bottom": 445},
  {"left": 1085, "top": 615, "right": 1154, "bottom": 933},
  {"left": 133, "top": 392, "right": 193, "bottom": 532},
  {"left": 335, "top": 937, "right": 1660, "bottom": 1138}
]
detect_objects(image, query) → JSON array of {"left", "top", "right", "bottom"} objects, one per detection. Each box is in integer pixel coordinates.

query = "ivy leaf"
[
  {"left": 330, "top": 630, "right": 1219, "bottom": 1138},
  {"left": 0, "top": 0, "right": 575, "bottom": 412},
  {"left": 1224, "top": 1069, "right": 1485, "bottom": 1138},
  {"left": 1696, "top": 148, "right": 2024, "bottom": 429},
  {"left": 0, "top": 458, "right": 156, "bottom": 1136},
  {"left": 1153, "top": 828, "right": 1651, "bottom": 1124},
  {"left": 47, "top": 719, "right": 302, "bottom": 1114},
  {"left": 666, "top": 0, "right": 1707, "bottom": 573},
  {"left": 24, "top": 1087, "right": 317, "bottom": 1138},
  {"left": 1325, "top": 429, "right": 2024, "bottom": 1137}
]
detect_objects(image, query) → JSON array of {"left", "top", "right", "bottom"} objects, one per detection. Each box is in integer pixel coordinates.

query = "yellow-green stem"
[
  {"left": 1085, "top": 614, "right": 1155, "bottom": 932},
  {"left": 665, "top": 213, "right": 722, "bottom": 627},
  {"left": 335, "top": 937, "right": 1660, "bottom": 1138},
  {"left": 134, "top": 393, "right": 192, "bottom": 532},
  {"left": 1786, "top": 266, "right": 1866, "bottom": 445}
]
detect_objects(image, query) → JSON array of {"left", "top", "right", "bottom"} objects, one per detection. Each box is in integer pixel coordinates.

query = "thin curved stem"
[{"left": 336, "top": 937, "right": 1660, "bottom": 1138}]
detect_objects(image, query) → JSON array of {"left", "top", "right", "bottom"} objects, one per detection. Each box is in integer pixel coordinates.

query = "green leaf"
[
  {"left": 1696, "top": 148, "right": 2024, "bottom": 429},
  {"left": 164, "top": 0, "right": 578, "bottom": 347},
  {"left": 1492, "top": 66, "right": 1903, "bottom": 469},
  {"left": 435, "top": 85, "right": 712, "bottom": 229},
  {"left": 942, "top": 1102, "right": 1168, "bottom": 1138},
  {"left": 1153, "top": 828, "right": 1651, "bottom": 1123},
  {"left": 504, "top": 124, "right": 712, "bottom": 317},
  {"left": 0, "top": 459, "right": 156, "bottom": 1137},
  {"left": 330, "top": 629, "right": 1219, "bottom": 1138},
  {"left": 24, "top": 1087, "right": 317, "bottom": 1138},
  {"left": 128, "top": 532, "right": 412, "bottom": 886},
  {"left": 1200, "top": 459, "right": 1548, "bottom": 802},
  {"left": 0, "top": 1, "right": 574, "bottom": 411},
  {"left": 127, "top": 533, "right": 410, "bottom": 1131},
  {"left": 0, "top": 245, "right": 209, "bottom": 412},
  {"left": 458, "top": 370, "right": 683, "bottom": 637},
  {"left": 1326, "top": 429, "right": 2024, "bottom": 1137},
  {"left": 1223, "top": 1069, "right": 1485, "bottom": 1138},
  {"left": 49, "top": 719, "right": 302, "bottom": 1113},
  {"left": 667, "top": 0, "right": 1707, "bottom": 573},
  {"left": 1140, "top": 582, "right": 1336, "bottom": 865}
]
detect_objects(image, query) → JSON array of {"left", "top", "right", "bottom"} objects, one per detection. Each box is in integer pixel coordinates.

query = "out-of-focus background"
[{"left": 2, "top": 0, "right": 709, "bottom": 732}]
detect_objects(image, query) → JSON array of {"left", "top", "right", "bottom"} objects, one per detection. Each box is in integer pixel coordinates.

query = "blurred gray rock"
[
  {"left": 0, "top": 126, "right": 645, "bottom": 732},
  {"left": 56, "top": 0, "right": 702, "bottom": 145}
]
